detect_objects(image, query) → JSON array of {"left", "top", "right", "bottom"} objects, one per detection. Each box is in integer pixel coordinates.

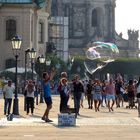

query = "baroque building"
[
  {"left": 51, "top": 0, "right": 139, "bottom": 58},
  {"left": 0, "top": 0, "right": 139, "bottom": 71},
  {"left": 0, "top": 0, "right": 49, "bottom": 70}
]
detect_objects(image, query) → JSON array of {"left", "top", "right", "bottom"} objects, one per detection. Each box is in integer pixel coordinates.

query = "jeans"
[{"left": 4, "top": 98, "right": 12, "bottom": 115}]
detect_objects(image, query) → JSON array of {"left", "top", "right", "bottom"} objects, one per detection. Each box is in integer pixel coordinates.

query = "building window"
[
  {"left": 6, "top": 19, "right": 16, "bottom": 40},
  {"left": 38, "top": 22, "right": 44, "bottom": 43},
  {"left": 5, "top": 58, "right": 15, "bottom": 69},
  {"left": 92, "top": 9, "right": 98, "bottom": 27}
]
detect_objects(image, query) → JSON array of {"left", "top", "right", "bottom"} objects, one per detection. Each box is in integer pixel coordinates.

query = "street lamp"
[
  {"left": 46, "top": 59, "right": 51, "bottom": 66},
  {"left": 45, "top": 59, "right": 51, "bottom": 74},
  {"left": 38, "top": 54, "right": 46, "bottom": 79},
  {"left": 38, "top": 54, "right": 46, "bottom": 77},
  {"left": 24, "top": 48, "right": 30, "bottom": 111},
  {"left": 24, "top": 48, "right": 30, "bottom": 82},
  {"left": 29, "top": 48, "right": 37, "bottom": 80},
  {"left": 11, "top": 35, "right": 22, "bottom": 115},
  {"left": 38, "top": 54, "right": 45, "bottom": 64},
  {"left": 38, "top": 55, "right": 45, "bottom": 103}
]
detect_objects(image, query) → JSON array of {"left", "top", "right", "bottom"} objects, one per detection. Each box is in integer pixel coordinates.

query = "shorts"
[
  {"left": 93, "top": 93, "right": 102, "bottom": 101},
  {"left": 81, "top": 92, "right": 85, "bottom": 100},
  {"left": 44, "top": 97, "right": 52, "bottom": 106},
  {"left": 106, "top": 94, "right": 115, "bottom": 101},
  {"left": 102, "top": 94, "right": 106, "bottom": 99}
]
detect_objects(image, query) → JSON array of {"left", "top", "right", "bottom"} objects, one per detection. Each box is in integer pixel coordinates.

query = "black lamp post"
[
  {"left": 29, "top": 48, "right": 37, "bottom": 80},
  {"left": 24, "top": 48, "right": 30, "bottom": 82},
  {"left": 24, "top": 48, "right": 30, "bottom": 111},
  {"left": 38, "top": 54, "right": 46, "bottom": 79},
  {"left": 38, "top": 55, "right": 45, "bottom": 103},
  {"left": 11, "top": 35, "right": 22, "bottom": 115}
]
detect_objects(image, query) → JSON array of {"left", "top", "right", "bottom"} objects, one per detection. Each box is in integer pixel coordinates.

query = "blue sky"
[{"left": 115, "top": 0, "right": 139, "bottom": 39}]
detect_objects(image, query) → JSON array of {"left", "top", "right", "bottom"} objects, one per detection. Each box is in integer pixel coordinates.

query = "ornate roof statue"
[{"left": 128, "top": 29, "right": 139, "bottom": 40}]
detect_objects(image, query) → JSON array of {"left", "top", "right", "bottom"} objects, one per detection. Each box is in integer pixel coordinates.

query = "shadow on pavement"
[
  {"left": 100, "top": 111, "right": 130, "bottom": 114},
  {"left": 77, "top": 114, "right": 93, "bottom": 119},
  {"left": 13, "top": 115, "right": 26, "bottom": 118},
  {"left": 30, "top": 114, "right": 42, "bottom": 118}
]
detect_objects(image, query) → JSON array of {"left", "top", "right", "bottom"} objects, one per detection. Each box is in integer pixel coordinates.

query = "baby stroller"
[{"left": 126, "top": 92, "right": 137, "bottom": 109}]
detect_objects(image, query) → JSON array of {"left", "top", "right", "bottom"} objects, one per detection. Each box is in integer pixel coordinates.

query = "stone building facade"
[
  {"left": 51, "top": 0, "right": 139, "bottom": 57},
  {"left": 0, "top": 0, "right": 49, "bottom": 70},
  {"left": 0, "top": 0, "right": 139, "bottom": 71}
]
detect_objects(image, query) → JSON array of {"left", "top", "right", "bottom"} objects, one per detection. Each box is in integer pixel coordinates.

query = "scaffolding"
[{"left": 48, "top": 0, "right": 68, "bottom": 62}]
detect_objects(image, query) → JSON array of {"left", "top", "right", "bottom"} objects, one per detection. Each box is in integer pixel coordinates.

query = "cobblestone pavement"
[
  {"left": 1, "top": 116, "right": 140, "bottom": 126},
  {"left": 0, "top": 95, "right": 140, "bottom": 140}
]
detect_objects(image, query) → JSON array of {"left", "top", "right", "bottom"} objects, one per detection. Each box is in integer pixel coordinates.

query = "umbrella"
[{"left": 1, "top": 67, "right": 36, "bottom": 74}]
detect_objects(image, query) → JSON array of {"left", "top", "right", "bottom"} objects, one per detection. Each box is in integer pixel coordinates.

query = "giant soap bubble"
[
  {"left": 84, "top": 61, "right": 105, "bottom": 75},
  {"left": 86, "top": 47, "right": 101, "bottom": 60},
  {"left": 85, "top": 41, "right": 119, "bottom": 74},
  {"left": 86, "top": 41, "right": 119, "bottom": 60}
]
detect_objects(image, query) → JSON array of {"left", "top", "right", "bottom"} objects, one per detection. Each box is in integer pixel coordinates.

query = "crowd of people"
[
  {"left": 58, "top": 72, "right": 140, "bottom": 118},
  {"left": 1, "top": 71, "right": 140, "bottom": 123}
]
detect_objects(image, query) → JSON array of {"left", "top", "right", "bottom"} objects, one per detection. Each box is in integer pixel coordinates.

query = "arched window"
[
  {"left": 5, "top": 58, "right": 15, "bottom": 69},
  {"left": 92, "top": 9, "right": 98, "bottom": 27},
  {"left": 6, "top": 19, "right": 16, "bottom": 40}
]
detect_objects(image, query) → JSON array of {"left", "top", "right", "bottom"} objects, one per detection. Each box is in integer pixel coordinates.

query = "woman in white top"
[{"left": 25, "top": 80, "right": 35, "bottom": 115}]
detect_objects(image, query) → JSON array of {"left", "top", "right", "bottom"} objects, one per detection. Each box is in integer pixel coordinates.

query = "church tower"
[
  {"left": 55, "top": 0, "right": 116, "bottom": 53},
  {"left": 51, "top": 0, "right": 139, "bottom": 57}
]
